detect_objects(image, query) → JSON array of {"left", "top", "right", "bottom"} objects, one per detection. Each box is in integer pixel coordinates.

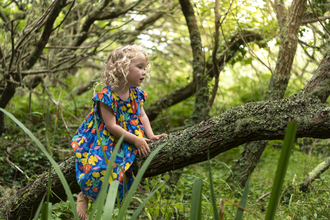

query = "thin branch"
[
  {"left": 52, "top": 0, "right": 76, "bottom": 32},
  {"left": 298, "top": 39, "right": 321, "bottom": 49},
  {"left": 307, "top": 0, "right": 330, "bottom": 36},
  {"left": 208, "top": 0, "right": 220, "bottom": 107},
  {"left": 224, "top": 198, "right": 263, "bottom": 219}
]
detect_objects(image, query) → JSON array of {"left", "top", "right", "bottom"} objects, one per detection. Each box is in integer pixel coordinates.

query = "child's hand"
[
  {"left": 149, "top": 133, "right": 167, "bottom": 140},
  {"left": 133, "top": 137, "right": 151, "bottom": 157}
]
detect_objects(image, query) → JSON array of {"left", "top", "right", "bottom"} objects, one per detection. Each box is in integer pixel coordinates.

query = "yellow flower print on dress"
[
  {"left": 76, "top": 152, "right": 82, "bottom": 158},
  {"left": 81, "top": 157, "right": 87, "bottom": 165},
  {"left": 130, "top": 90, "right": 137, "bottom": 100},
  {"left": 88, "top": 155, "right": 98, "bottom": 166},
  {"left": 78, "top": 138, "right": 84, "bottom": 145},
  {"left": 97, "top": 138, "right": 103, "bottom": 145},
  {"left": 121, "top": 106, "right": 127, "bottom": 111},
  {"left": 80, "top": 152, "right": 89, "bottom": 165},
  {"left": 134, "top": 126, "right": 143, "bottom": 137},
  {"left": 87, "top": 121, "right": 93, "bottom": 128},
  {"left": 125, "top": 162, "right": 131, "bottom": 170},
  {"left": 103, "top": 130, "right": 110, "bottom": 136},
  {"left": 112, "top": 93, "right": 120, "bottom": 101},
  {"left": 86, "top": 179, "right": 93, "bottom": 187},
  {"left": 108, "top": 172, "right": 118, "bottom": 184},
  {"left": 92, "top": 172, "right": 100, "bottom": 178},
  {"left": 118, "top": 114, "right": 125, "bottom": 122}
]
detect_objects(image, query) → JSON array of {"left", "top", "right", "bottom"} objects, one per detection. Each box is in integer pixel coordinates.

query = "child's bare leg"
[{"left": 77, "top": 191, "right": 88, "bottom": 220}]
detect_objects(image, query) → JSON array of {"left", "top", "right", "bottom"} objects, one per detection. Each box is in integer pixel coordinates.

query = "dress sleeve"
[
  {"left": 92, "top": 86, "right": 116, "bottom": 112},
  {"left": 138, "top": 88, "right": 148, "bottom": 106}
]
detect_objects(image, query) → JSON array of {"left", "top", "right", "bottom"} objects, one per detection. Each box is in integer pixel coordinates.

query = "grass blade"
[
  {"left": 207, "top": 149, "right": 219, "bottom": 220},
  {"left": 190, "top": 177, "right": 203, "bottom": 220},
  {"left": 117, "top": 143, "right": 166, "bottom": 219},
  {"left": 0, "top": 108, "right": 80, "bottom": 220},
  {"left": 235, "top": 176, "right": 250, "bottom": 220},
  {"left": 33, "top": 194, "right": 46, "bottom": 220},
  {"left": 41, "top": 202, "right": 52, "bottom": 220},
  {"left": 103, "top": 181, "right": 119, "bottom": 219},
  {"left": 265, "top": 122, "right": 297, "bottom": 220},
  {"left": 89, "top": 134, "right": 124, "bottom": 220},
  {"left": 130, "top": 183, "right": 165, "bottom": 220}
]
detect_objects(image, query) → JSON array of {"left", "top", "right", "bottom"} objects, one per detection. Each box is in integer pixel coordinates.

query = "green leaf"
[
  {"left": 0, "top": 108, "right": 80, "bottom": 220},
  {"left": 235, "top": 176, "right": 250, "bottom": 220},
  {"left": 33, "top": 194, "right": 46, "bottom": 220},
  {"left": 103, "top": 181, "right": 119, "bottom": 219},
  {"left": 130, "top": 183, "right": 165, "bottom": 220},
  {"left": 265, "top": 122, "right": 297, "bottom": 220},
  {"left": 41, "top": 202, "right": 52, "bottom": 220},
  {"left": 207, "top": 149, "right": 219, "bottom": 220},
  {"left": 190, "top": 177, "right": 203, "bottom": 220}
]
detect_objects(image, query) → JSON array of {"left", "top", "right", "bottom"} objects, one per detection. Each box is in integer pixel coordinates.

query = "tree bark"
[
  {"left": 179, "top": 0, "right": 209, "bottom": 123},
  {"left": 229, "top": 0, "right": 307, "bottom": 188}
]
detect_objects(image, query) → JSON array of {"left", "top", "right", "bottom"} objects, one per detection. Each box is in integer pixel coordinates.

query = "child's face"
[{"left": 126, "top": 52, "right": 147, "bottom": 87}]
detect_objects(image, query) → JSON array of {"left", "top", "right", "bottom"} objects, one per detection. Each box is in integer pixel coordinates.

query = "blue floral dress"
[{"left": 71, "top": 86, "right": 148, "bottom": 201}]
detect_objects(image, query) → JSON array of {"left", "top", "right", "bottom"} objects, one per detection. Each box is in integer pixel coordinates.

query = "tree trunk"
[{"left": 229, "top": 0, "right": 307, "bottom": 187}]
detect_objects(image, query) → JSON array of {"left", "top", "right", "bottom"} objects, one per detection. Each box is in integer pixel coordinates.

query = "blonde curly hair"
[{"left": 101, "top": 44, "right": 150, "bottom": 88}]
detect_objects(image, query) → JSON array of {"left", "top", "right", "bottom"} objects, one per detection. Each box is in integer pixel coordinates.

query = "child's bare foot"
[{"left": 77, "top": 191, "right": 88, "bottom": 220}]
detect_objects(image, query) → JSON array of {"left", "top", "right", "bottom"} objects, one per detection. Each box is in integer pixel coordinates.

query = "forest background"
[{"left": 1, "top": 0, "right": 330, "bottom": 219}]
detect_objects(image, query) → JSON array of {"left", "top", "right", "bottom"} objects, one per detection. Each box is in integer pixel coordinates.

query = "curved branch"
[{"left": 24, "top": 0, "right": 67, "bottom": 70}]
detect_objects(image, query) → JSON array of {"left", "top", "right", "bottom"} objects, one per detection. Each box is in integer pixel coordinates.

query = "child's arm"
[
  {"left": 140, "top": 106, "right": 166, "bottom": 140},
  {"left": 99, "top": 102, "right": 150, "bottom": 157}
]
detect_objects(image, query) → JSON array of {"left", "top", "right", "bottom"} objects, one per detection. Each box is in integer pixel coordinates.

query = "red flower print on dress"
[
  {"left": 131, "top": 100, "right": 138, "bottom": 114},
  {"left": 85, "top": 163, "right": 91, "bottom": 173},
  {"left": 98, "top": 92, "right": 104, "bottom": 100},
  {"left": 71, "top": 140, "right": 79, "bottom": 152}
]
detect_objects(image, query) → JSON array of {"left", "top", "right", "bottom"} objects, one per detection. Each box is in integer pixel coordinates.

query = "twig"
[
  {"left": 6, "top": 155, "right": 30, "bottom": 180},
  {"left": 224, "top": 198, "right": 263, "bottom": 219},
  {"left": 309, "top": 182, "right": 326, "bottom": 206},
  {"left": 52, "top": 0, "right": 76, "bottom": 32},
  {"left": 297, "top": 202, "right": 322, "bottom": 205},
  {"left": 255, "top": 191, "right": 271, "bottom": 203},
  {"left": 298, "top": 39, "right": 321, "bottom": 49},
  {"left": 208, "top": 0, "right": 220, "bottom": 108},
  {"left": 319, "top": 177, "right": 330, "bottom": 190},
  {"left": 307, "top": 0, "right": 330, "bottom": 36}
]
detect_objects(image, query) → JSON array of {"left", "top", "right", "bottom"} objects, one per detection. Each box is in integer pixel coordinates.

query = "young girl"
[{"left": 71, "top": 45, "right": 166, "bottom": 220}]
